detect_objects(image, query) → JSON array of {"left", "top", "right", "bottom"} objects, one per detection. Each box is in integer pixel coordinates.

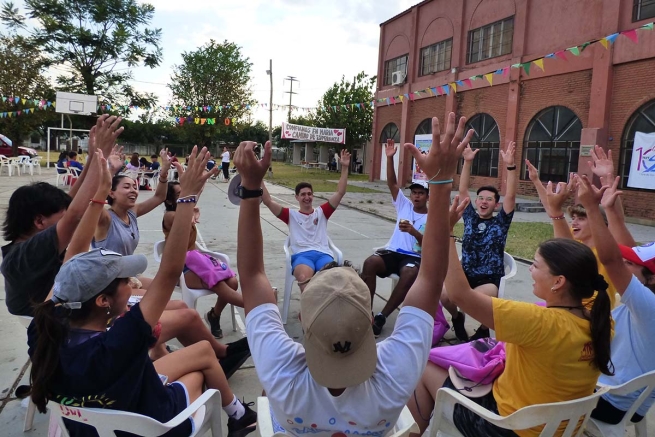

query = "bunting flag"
[
  {"left": 533, "top": 58, "right": 545, "bottom": 71},
  {"left": 622, "top": 29, "right": 638, "bottom": 43},
  {"left": 484, "top": 73, "right": 493, "bottom": 85},
  {"left": 449, "top": 83, "right": 457, "bottom": 93},
  {"left": 567, "top": 46, "right": 580, "bottom": 56},
  {"left": 599, "top": 38, "right": 609, "bottom": 49}
]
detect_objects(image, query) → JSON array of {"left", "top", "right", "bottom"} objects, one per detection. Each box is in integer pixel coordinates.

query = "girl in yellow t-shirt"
[{"left": 408, "top": 198, "right": 614, "bottom": 437}]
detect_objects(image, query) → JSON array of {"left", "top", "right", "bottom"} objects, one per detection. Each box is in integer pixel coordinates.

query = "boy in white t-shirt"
[
  {"left": 262, "top": 150, "right": 351, "bottom": 292},
  {"left": 360, "top": 139, "right": 428, "bottom": 336},
  {"left": 221, "top": 147, "right": 231, "bottom": 182},
  {"left": 232, "top": 113, "right": 473, "bottom": 437}
]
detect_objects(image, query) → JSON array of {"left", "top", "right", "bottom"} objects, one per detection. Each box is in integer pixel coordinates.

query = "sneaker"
[
  {"left": 227, "top": 400, "right": 257, "bottom": 437},
  {"left": 372, "top": 313, "right": 386, "bottom": 337},
  {"left": 470, "top": 326, "right": 490, "bottom": 341},
  {"left": 205, "top": 308, "right": 223, "bottom": 338},
  {"left": 226, "top": 337, "right": 250, "bottom": 355},
  {"left": 220, "top": 338, "right": 251, "bottom": 379},
  {"left": 452, "top": 312, "right": 469, "bottom": 342}
]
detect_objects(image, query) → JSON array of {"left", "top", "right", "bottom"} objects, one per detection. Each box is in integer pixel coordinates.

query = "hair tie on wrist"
[
  {"left": 427, "top": 179, "right": 454, "bottom": 185},
  {"left": 549, "top": 214, "right": 566, "bottom": 220},
  {"left": 90, "top": 199, "right": 108, "bottom": 205}
]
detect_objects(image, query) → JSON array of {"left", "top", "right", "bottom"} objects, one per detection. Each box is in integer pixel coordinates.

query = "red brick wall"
[
  {"left": 608, "top": 59, "right": 655, "bottom": 221},
  {"left": 408, "top": 96, "right": 447, "bottom": 138}
]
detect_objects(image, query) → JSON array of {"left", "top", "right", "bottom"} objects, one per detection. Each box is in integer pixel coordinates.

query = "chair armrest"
[
  {"left": 257, "top": 397, "right": 275, "bottom": 437},
  {"left": 195, "top": 243, "right": 230, "bottom": 265},
  {"left": 162, "top": 389, "right": 221, "bottom": 428}
]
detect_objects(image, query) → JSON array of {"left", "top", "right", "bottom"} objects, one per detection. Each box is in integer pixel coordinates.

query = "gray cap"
[{"left": 52, "top": 248, "right": 147, "bottom": 309}]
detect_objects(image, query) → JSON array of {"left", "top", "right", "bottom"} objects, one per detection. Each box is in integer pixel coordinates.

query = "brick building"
[{"left": 370, "top": 0, "right": 655, "bottom": 222}]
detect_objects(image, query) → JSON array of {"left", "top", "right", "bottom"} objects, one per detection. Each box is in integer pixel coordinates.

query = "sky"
[{"left": 13, "top": 0, "right": 417, "bottom": 127}]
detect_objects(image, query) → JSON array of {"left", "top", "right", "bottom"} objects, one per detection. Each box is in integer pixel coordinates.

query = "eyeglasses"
[{"left": 476, "top": 196, "right": 495, "bottom": 202}]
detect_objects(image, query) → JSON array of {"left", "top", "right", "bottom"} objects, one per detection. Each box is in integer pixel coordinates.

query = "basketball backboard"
[{"left": 55, "top": 92, "right": 97, "bottom": 115}]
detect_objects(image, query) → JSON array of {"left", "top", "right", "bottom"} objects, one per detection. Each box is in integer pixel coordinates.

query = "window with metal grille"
[
  {"left": 633, "top": 0, "right": 655, "bottom": 21},
  {"left": 619, "top": 100, "right": 655, "bottom": 191},
  {"left": 380, "top": 123, "right": 400, "bottom": 143},
  {"left": 420, "top": 39, "right": 453, "bottom": 76},
  {"left": 467, "top": 17, "right": 514, "bottom": 64},
  {"left": 459, "top": 113, "right": 500, "bottom": 177},
  {"left": 383, "top": 55, "right": 408, "bottom": 86},
  {"left": 521, "top": 106, "right": 581, "bottom": 183},
  {"left": 415, "top": 118, "right": 432, "bottom": 136}
]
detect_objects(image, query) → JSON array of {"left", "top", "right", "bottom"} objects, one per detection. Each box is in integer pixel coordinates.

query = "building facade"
[{"left": 370, "top": 0, "right": 655, "bottom": 222}]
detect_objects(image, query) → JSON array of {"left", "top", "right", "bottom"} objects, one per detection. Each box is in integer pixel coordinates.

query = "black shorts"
[
  {"left": 466, "top": 274, "right": 502, "bottom": 290},
  {"left": 444, "top": 377, "right": 518, "bottom": 437},
  {"left": 590, "top": 395, "right": 644, "bottom": 425},
  {"left": 375, "top": 250, "right": 420, "bottom": 277}
]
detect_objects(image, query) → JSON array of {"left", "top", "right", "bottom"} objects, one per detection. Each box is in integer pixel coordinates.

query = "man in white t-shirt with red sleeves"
[{"left": 262, "top": 150, "right": 351, "bottom": 292}]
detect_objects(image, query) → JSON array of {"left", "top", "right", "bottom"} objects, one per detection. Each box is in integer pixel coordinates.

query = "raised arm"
[
  {"left": 139, "top": 148, "right": 214, "bottom": 328},
  {"left": 402, "top": 114, "right": 474, "bottom": 317},
  {"left": 545, "top": 178, "right": 576, "bottom": 240},
  {"left": 384, "top": 139, "right": 400, "bottom": 201},
  {"left": 261, "top": 182, "right": 284, "bottom": 217},
  {"left": 459, "top": 145, "right": 478, "bottom": 201},
  {"left": 500, "top": 141, "right": 517, "bottom": 213},
  {"left": 55, "top": 116, "right": 123, "bottom": 253},
  {"left": 68, "top": 130, "right": 95, "bottom": 199},
  {"left": 134, "top": 149, "right": 173, "bottom": 217},
  {"left": 327, "top": 149, "right": 351, "bottom": 208},
  {"left": 235, "top": 141, "right": 277, "bottom": 314},
  {"left": 577, "top": 175, "right": 633, "bottom": 294}
]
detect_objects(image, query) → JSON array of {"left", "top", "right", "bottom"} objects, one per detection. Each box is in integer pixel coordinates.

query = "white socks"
[{"left": 223, "top": 395, "right": 246, "bottom": 420}]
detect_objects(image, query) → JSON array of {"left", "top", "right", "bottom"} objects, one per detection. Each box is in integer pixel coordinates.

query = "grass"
[
  {"left": 267, "top": 161, "right": 379, "bottom": 193},
  {"left": 453, "top": 221, "right": 555, "bottom": 260}
]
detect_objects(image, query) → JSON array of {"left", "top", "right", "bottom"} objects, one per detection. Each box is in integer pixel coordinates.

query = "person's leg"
[
  {"left": 137, "top": 276, "right": 153, "bottom": 289},
  {"left": 158, "top": 308, "right": 228, "bottom": 358},
  {"left": 184, "top": 271, "right": 244, "bottom": 307},
  {"left": 314, "top": 253, "right": 335, "bottom": 272},
  {"left": 222, "top": 163, "right": 230, "bottom": 181},
  {"left": 360, "top": 255, "right": 389, "bottom": 307},
  {"left": 469, "top": 283, "right": 499, "bottom": 340},
  {"left": 379, "top": 263, "right": 419, "bottom": 317},
  {"left": 294, "top": 265, "right": 315, "bottom": 292},
  {"left": 441, "top": 287, "right": 469, "bottom": 342},
  {"left": 408, "top": 362, "right": 450, "bottom": 435}
]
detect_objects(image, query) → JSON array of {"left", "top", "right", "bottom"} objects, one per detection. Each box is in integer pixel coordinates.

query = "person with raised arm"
[
  {"left": 360, "top": 139, "right": 429, "bottom": 336},
  {"left": 408, "top": 193, "right": 614, "bottom": 437},
  {"left": 28, "top": 147, "right": 257, "bottom": 437},
  {"left": 2, "top": 115, "right": 123, "bottom": 316},
  {"left": 443, "top": 142, "right": 518, "bottom": 341},
  {"left": 576, "top": 174, "right": 655, "bottom": 426},
  {"left": 261, "top": 149, "right": 351, "bottom": 293},
  {"left": 235, "top": 113, "right": 473, "bottom": 436}
]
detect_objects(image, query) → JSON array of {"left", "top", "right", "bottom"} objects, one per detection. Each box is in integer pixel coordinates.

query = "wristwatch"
[{"left": 236, "top": 185, "right": 263, "bottom": 199}]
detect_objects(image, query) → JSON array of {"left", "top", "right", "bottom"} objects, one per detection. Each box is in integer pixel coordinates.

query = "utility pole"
[
  {"left": 266, "top": 60, "right": 273, "bottom": 143},
  {"left": 284, "top": 76, "right": 298, "bottom": 122}
]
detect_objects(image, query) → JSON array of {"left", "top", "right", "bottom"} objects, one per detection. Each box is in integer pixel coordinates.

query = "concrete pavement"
[{"left": 0, "top": 168, "right": 651, "bottom": 436}]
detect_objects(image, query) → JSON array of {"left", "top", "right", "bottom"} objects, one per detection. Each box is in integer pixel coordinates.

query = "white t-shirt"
[
  {"left": 278, "top": 203, "right": 335, "bottom": 255},
  {"left": 599, "top": 275, "right": 655, "bottom": 416},
  {"left": 385, "top": 192, "right": 426, "bottom": 256},
  {"left": 221, "top": 151, "right": 230, "bottom": 163},
  {"left": 246, "top": 304, "right": 432, "bottom": 437}
]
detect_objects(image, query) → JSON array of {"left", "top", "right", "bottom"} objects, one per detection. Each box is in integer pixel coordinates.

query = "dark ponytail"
[
  {"left": 538, "top": 238, "right": 614, "bottom": 376},
  {"left": 30, "top": 279, "right": 123, "bottom": 413},
  {"left": 164, "top": 181, "right": 180, "bottom": 212}
]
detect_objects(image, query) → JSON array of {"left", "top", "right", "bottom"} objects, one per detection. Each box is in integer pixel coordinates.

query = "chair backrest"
[
  {"left": 431, "top": 386, "right": 609, "bottom": 437},
  {"left": 503, "top": 252, "right": 517, "bottom": 279},
  {"left": 153, "top": 240, "right": 165, "bottom": 263},
  {"left": 601, "top": 369, "right": 655, "bottom": 426}
]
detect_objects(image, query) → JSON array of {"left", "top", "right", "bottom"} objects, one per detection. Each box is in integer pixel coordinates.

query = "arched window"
[
  {"left": 414, "top": 118, "right": 432, "bottom": 136},
  {"left": 460, "top": 113, "right": 500, "bottom": 177},
  {"left": 620, "top": 100, "right": 655, "bottom": 191},
  {"left": 521, "top": 106, "right": 581, "bottom": 183},
  {"left": 380, "top": 123, "right": 400, "bottom": 143}
]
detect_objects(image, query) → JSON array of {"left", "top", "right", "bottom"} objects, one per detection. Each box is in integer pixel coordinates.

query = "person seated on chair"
[
  {"left": 56, "top": 151, "right": 69, "bottom": 173},
  {"left": 235, "top": 113, "right": 471, "bottom": 437},
  {"left": 125, "top": 152, "right": 140, "bottom": 171},
  {"left": 163, "top": 181, "right": 244, "bottom": 340},
  {"left": 67, "top": 151, "right": 84, "bottom": 172},
  {"left": 360, "top": 139, "right": 427, "bottom": 337},
  {"left": 408, "top": 195, "right": 614, "bottom": 437},
  {"left": 149, "top": 154, "right": 161, "bottom": 171},
  {"left": 1, "top": 116, "right": 124, "bottom": 317},
  {"left": 28, "top": 147, "right": 257, "bottom": 437},
  {"left": 576, "top": 174, "right": 655, "bottom": 426},
  {"left": 261, "top": 149, "right": 351, "bottom": 293},
  {"left": 442, "top": 142, "right": 517, "bottom": 342}
]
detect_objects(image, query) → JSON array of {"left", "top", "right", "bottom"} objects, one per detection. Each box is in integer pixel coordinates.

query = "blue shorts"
[{"left": 291, "top": 250, "right": 334, "bottom": 273}]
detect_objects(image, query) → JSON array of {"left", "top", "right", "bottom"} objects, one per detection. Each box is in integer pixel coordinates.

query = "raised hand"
[
  {"left": 525, "top": 159, "right": 540, "bottom": 182},
  {"left": 95, "top": 150, "right": 112, "bottom": 196},
  {"left": 577, "top": 175, "right": 608, "bottom": 209},
  {"left": 385, "top": 139, "right": 397, "bottom": 158},
  {"left": 588, "top": 146, "right": 614, "bottom": 179},
  {"left": 500, "top": 141, "right": 516, "bottom": 165},
  {"left": 462, "top": 144, "right": 479, "bottom": 162},
  {"left": 449, "top": 195, "right": 470, "bottom": 230},
  {"left": 339, "top": 149, "right": 352, "bottom": 166},
  {"left": 159, "top": 148, "right": 172, "bottom": 173},
  {"left": 405, "top": 113, "right": 474, "bottom": 181},
  {"left": 600, "top": 175, "right": 623, "bottom": 210},
  {"left": 234, "top": 140, "right": 272, "bottom": 189},
  {"left": 87, "top": 126, "right": 97, "bottom": 159},
  {"left": 177, "top": 146, "right": 215, "bottom": 197},
  {"left": 544, "top": 173, "right": 576, "bottom": 213},
  {"left": 94, "top": 115, "right": 124, "bottom": 156}
]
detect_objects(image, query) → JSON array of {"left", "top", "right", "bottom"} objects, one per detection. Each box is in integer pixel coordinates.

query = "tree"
[
  {"left": 0, "top": 31, "right": 56, "bottom": 150},
  {"left": 168, "top": 39, "right": 255, "bottom": 148},
  {"left": 0, "top": 0, "right": 162, "bottom": 107},
  {"left": 314, "top": 72, "right": 375, "bottom": 149}
]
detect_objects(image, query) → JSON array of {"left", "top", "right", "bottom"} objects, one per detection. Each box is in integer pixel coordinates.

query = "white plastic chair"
[
  {"left": 282, "top": 235, "right": 344, "bottom": 324},
  {"left": 15, "top": 316, "right": 41, "bottom": 432},
  {"left": 429, "top": 385, "right": 609, "bottom": 437},
  {"left": 143, "top": 170, "right": 160, "bottom": 190},
  {"left": 0, "top": 154, "right": 15, "bottom": 176},
  {"left": 257, "top": 397, "right": 419, "bottom": 437},
  {"left": 498, "top": 252, "right": 517, "bottom": 299},
  {"left": 50, "top": 388, "right": 223, "bottom": 437},
  {"left": 584, "top": 369, "right": 655, "bottom": 437},
  {"left": 153, "top": 240, "right": 236, "bottom": 332},
  {"left": 28, "top": 156, "right": 42, "bottom": 175}
]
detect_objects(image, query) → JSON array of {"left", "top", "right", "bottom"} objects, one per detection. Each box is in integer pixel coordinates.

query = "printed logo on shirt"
[
  {"left": 55, "top": 393, "right": 116, "bottom": 408},
  {"left": 579, "top": 342, "right": 594, "bottom": 362},
  {"left": 333, "top": 341, "right": 351, "bottom": 353}
]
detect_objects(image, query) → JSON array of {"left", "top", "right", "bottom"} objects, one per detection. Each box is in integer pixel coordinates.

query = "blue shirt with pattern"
[{"left": 461, "top": 202, "right": 514, "bottom": 278}]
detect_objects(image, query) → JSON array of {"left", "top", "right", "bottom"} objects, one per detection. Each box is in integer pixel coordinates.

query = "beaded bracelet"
[
  {"left": 89, "top": 199, "right": 108, "bottom": 205},
  {"left": 427, "top": 179, "right": 454, "bottom": 185},
  {"left": 176, "top": 195, "right": 197, "bottom": 204},
  {"left": 550, "top": 214, "right": 566, "bottom": 220}
]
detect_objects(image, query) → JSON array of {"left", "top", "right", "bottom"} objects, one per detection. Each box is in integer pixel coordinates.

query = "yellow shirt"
[
  {"left": 581, "top": 247, "right": 618, "bottom": 309},
  {"left": 492, "top": 299, "right": 600, "bottom": 437}
]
